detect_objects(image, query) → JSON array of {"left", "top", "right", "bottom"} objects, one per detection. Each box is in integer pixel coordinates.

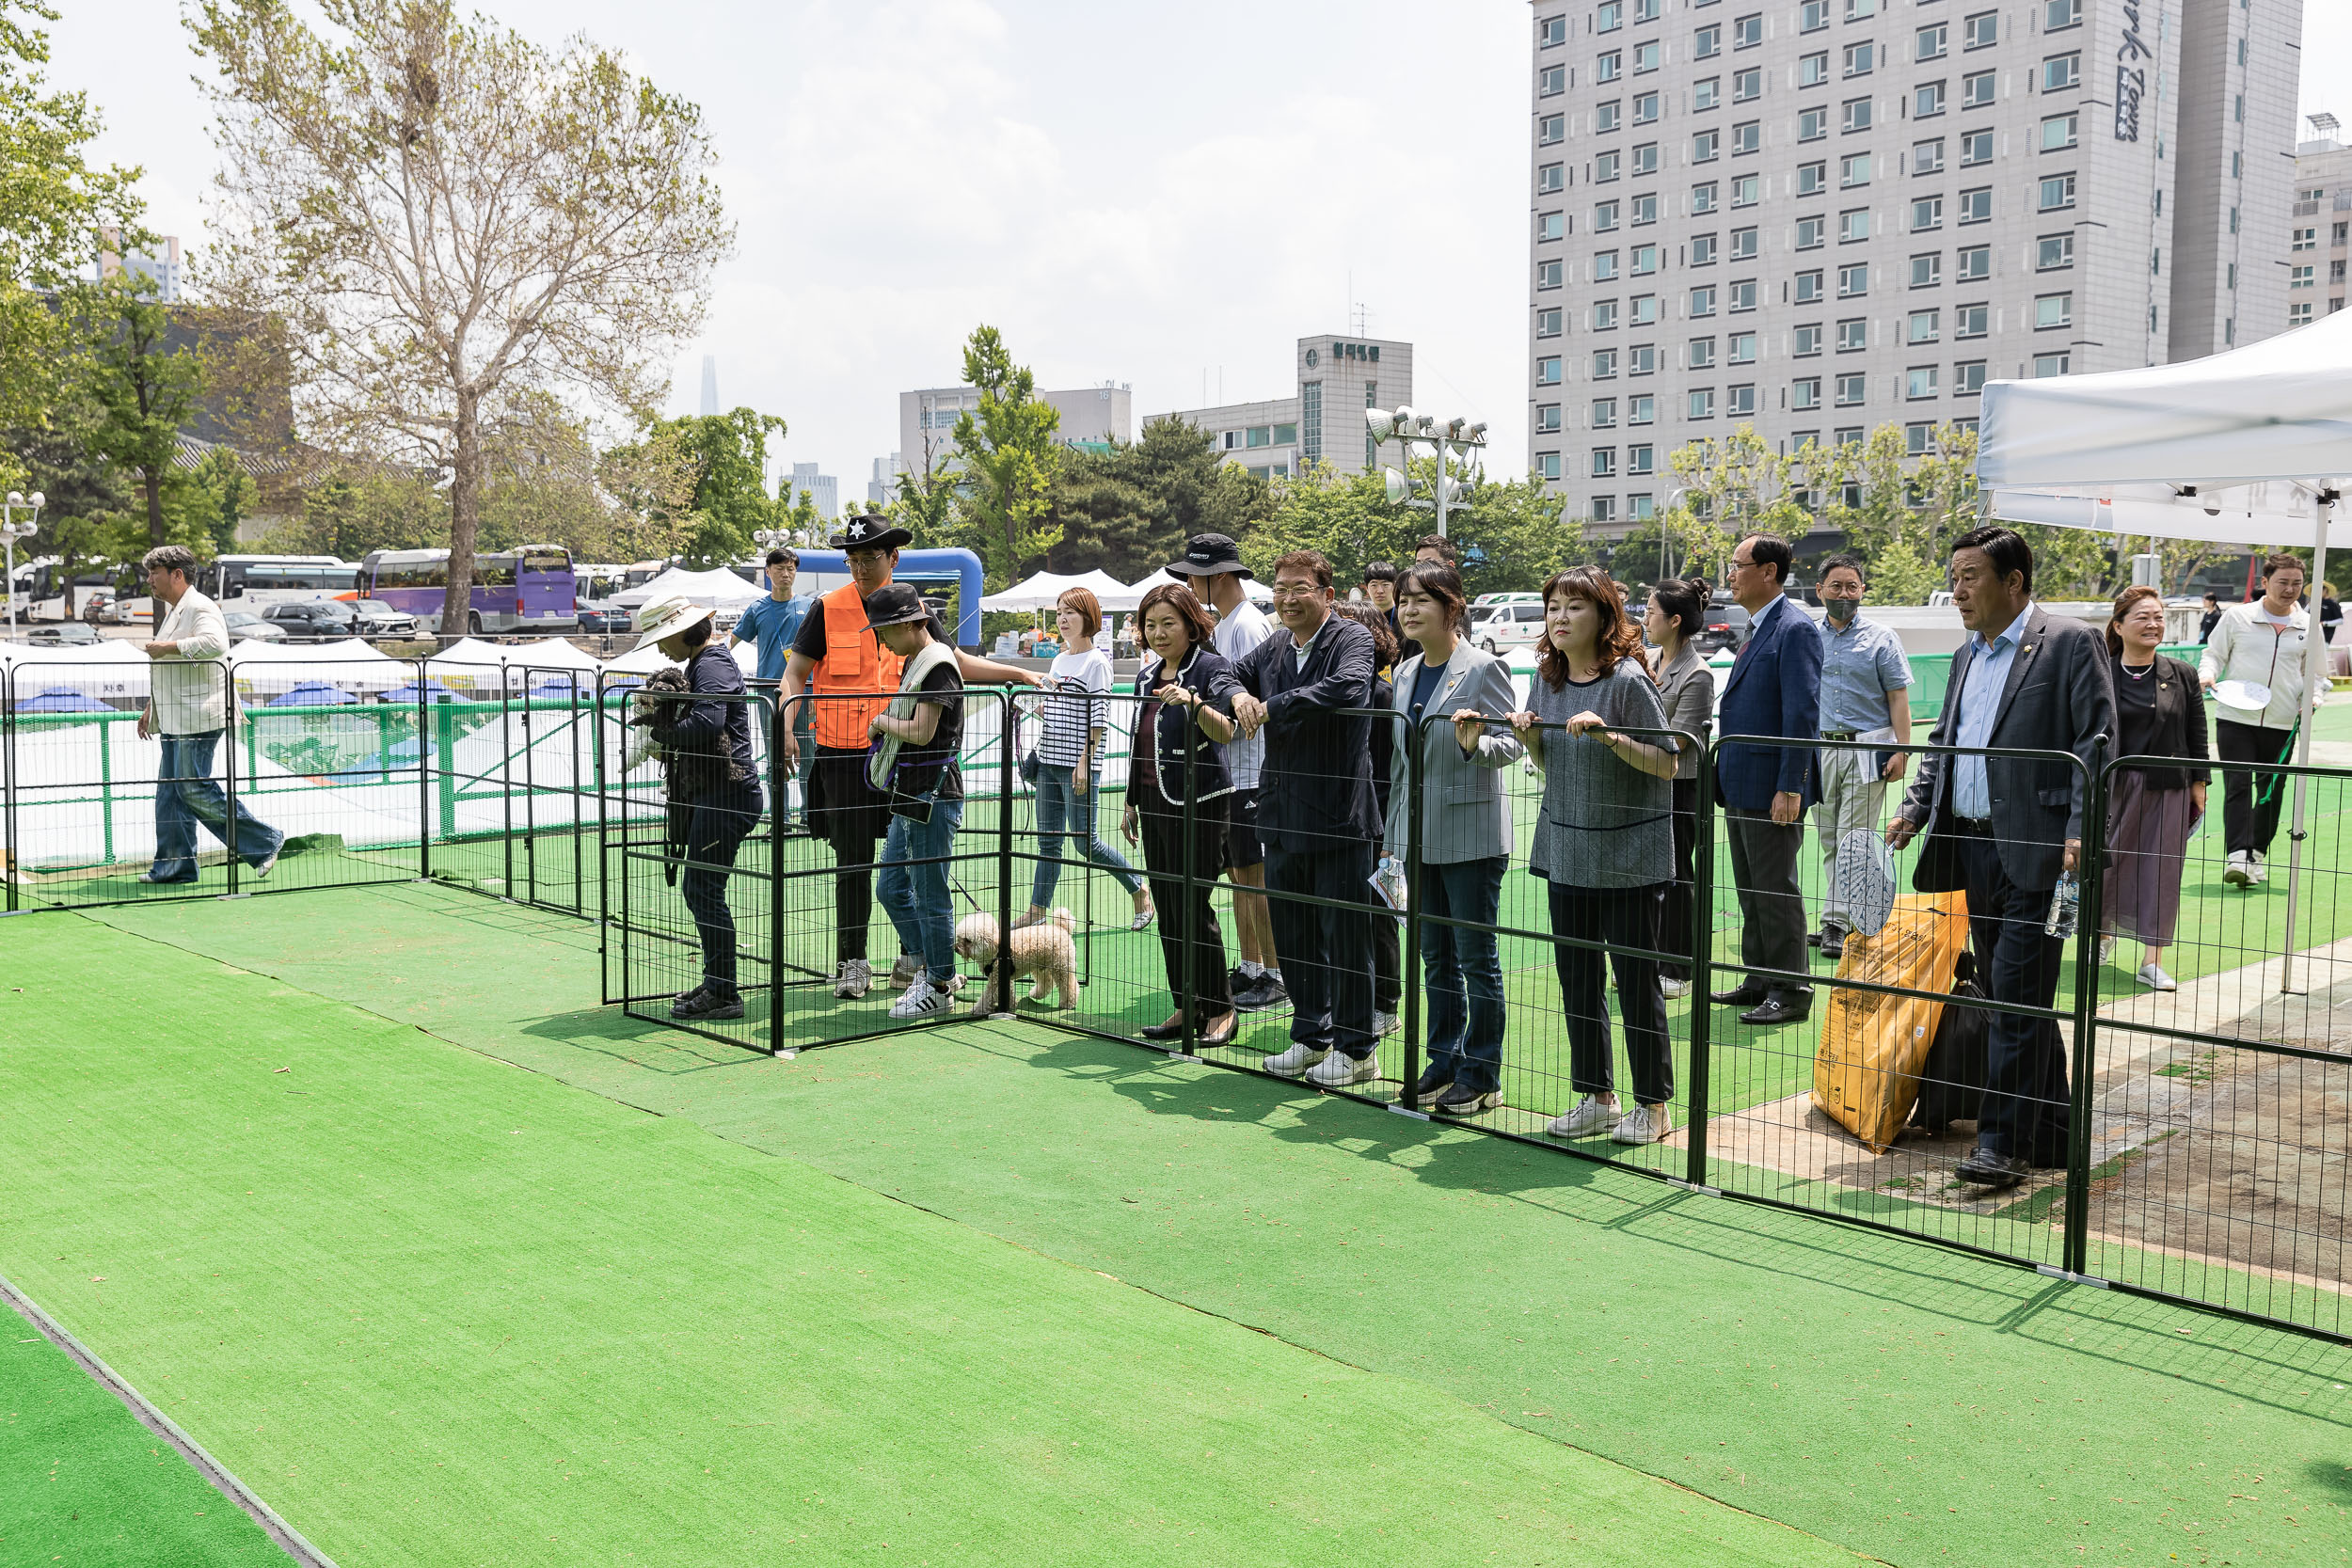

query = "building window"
[
  {"left": 1907, "top": 365, "right": 1940, "bottom": 399},
  {"left": 1793, "top": 376, "right": 1822, "bottom": 409},
  {"left": 1728, "top": 277, "right": 1758, "bottom": 310},
  {"left": 1691, "top": 284, "right": 1718, "bottom": 316},
  {"left": 1540, "top": 65, "right": 1566, "bottom": 97},
  {"left": 1538, "top": 163, "right": 1565, "bottom": 194},
  {"left": 1539, "top": 211, "right": 1567, "bottom": 243},
  {"left": 1539, "top": 13, "right": 1568, "bottom": 44},
  {"left": 2032, "top": 352, "right": 2069, "bottom": 378},
  {"left": 1594, "top": 298, "right": 1618, "bottom": 327},
  {"left": 1915, "top": 80, "right": 1946, "bottom": 118},
  {"left": 1597, "top": 50, "right": 1622, "bottom": 83},
  {"left": 1592, "top": 496, "right": 1616, "bottom": 522},
  {"left": 1834, "top": 427, "right": 1864, "bottom": 447},
  {"left": 1694, "top": 76, "right": 1721, "bottom": 111},
  {"left": 1729, "top": 227, "right": 1758, "bottom": 259},
  {"left": 1536, "top": 451, "right": 1563, "bottom": 481},
  {"left": 1693, "top": 129, "right": 1721, "bottom": 162},
  {"left": 1799, "top": 106, "right": 1829, "bottom": 142},
  {"left": 1962, "top": 71, "right": 1994, "bottom": 108},
  {"left": 1732, "top": 119, "right": 1761, "bottom": 154},
  {"left": 2044, "top": 0, "right": 2080, "bottom": 29},
  {"left": 1536, "top": 403, "right": 1563, "bottom": 433},
  {"left": 1694, "top": 23, "right": 1722, "bottom": 56},
  {"left": 1837, "top": 261, "right": 1869, "bottom": 297},
  {"left": 1628, "top": 394, "right": 1657, "bottom": 425},
  {"left": 1691, "top": 336, "right": 1718, "bottom": 368},
  {"left": 1633, "top": 40, "right": 1661, "bottom": 72},
  {"left": 1692, "top": 182, "right": 1718, "bottom": 214},
  {"left": 1956, "top": 360, "right": 1986, "bottom": 394},
  {"left": 1540, "top": 259, "right": 1566, "bottom": 289},
  {"left": 1594, "top": 349, "right": 1618, "bottom": 378},
  {"left": 1843, "top": 40, "right": 1875, "bottom": 77},
  {"left": 1845, "top": 0, "right": 1876, "bottom": 17},
  {"left": 1632, "top": 0, "right": 1659, "bottom": 23},
  {"left": 2293, "top": 227, "right": 2317, "bottom": 252},
  {"left": 1628, "top": 443, "right": 1655, "bottom": 476},
  {"left": 1692, "top": 232, "right": 1719, "bottom": 265},
  {"left": 1535, "top": 354, "right": 1564, "bottom": 385},
  {"left": 1840, "top": 152, "right": 1872, "bottom": 187},
  {"left": 1597, "top": 99, "right": 1623, "bottom": 133},
  {"left": 1596, "top": 199, "right": 1621, "bottom": 230},
  {"left": 1731, "top": 175, "right": 1760, "bottom": 206},
  {"left": 1629, "top": 343, "right": 1658, "bottom": 374},
  {"left": 1801, "top": 50, "right": 1829, "bottom": 87},
  {"left": 1916, "top": 24, "right": 1947, "bottom": 60},
  {"left": 1630, "top": 244, "right": 1660, "bottom": 276},
  {"left": 1842, "top": 97, "right": 1872, "bottom": 134},
  {"left": 1593, "top": 448, "right": 1617, "bottom": 478},
  {"left": 1911, "top": 252, "right": 1942, "bottom": 287},
  {"left": 1798, "top": 160, "right": 1827, "bottom": 195},
  {"left": 1915, "top": 137, "right": 1946, "bottom": 173},
  {"left": 1958, "top": 186, "right": 1992, "bottom": 224},
  {"left": 2291, "top": 301, "right": 2315, "bottom": 325},
  {"left": 1794, "top": 323, "right": 1823, "bottom": 356},
  {"left": 1796, "top": 268, "right": 1825, "bottom": 303},
  {"left": 1905, "top": 421, "right": 1935, "bottom": 455},
  {"left": 1631, "top": 142, "right": 1659, "bottom": 176},
  {"left": 1836, "top": 317, "right": 1867, "bottom": 352},
  {"left": 1539, "top": 114, "right": 1566, "bottom": 147},
  {"left": 1596, "top": 150, "right": 1621, "bottom": 182},
  {"left": 2038, "top": 173, "right": 2075, "bottom": 212},
  {"left": 2041, "top": 112, "right": 2078, "bottom": 151},
  {"left": 1734, "top": 66, "right": 1762, "bottom": 101},
  {"left": 1955, "top": 302, "right": 1989, "bottom": 337},
  {"left": 1734, "top": 12, "right": 1762, "bottom": 48},
  {"left": 1630, "top": 293, "right": 1660, "bottom": 325},
  {"left": 2036, "top": 234, "right": 2074, "bottom": 271},
  {"left": 1957, "top": 245, "right": 1990, "bottom": 281},
  {"left": 1796, "top": 214, "right": 1825, "bottom": 249},
  {"left": 1536, "top": 307, "right": 1564, "bottom": 337},
  {"left": 1836, "top": 373, "right": 1867, "bottom": 406},
  {"left": 1726, "top": 384, "right": 1756, "bottom": 416},
  {"left": 1728, "top": 330, "right": 1757, "bottom": 363},
  {"left": 2034, "top": 293, "right": 2072, "bottom": 329},
  {"left": 2042, "top": 53, "right": 2079, "bottom": 91},
  {"left": 2291, "top": 263, "right": 2315, "bottom": 290},
  {"left": 1960, "top": 128, "right": 1993, "bottom": 166},
  {"left": 1912, "top": 196, "right": 1943, "bottom": 231},
  {"left": 1908, "top": 309, "right": 1940, "bottom": 343},
  {"left": 1963, "top": 10, "right": 1997, "bottom": 48},
  {"left": 1840, "top": 208, "right": 1870, "bottom": 243},
  {"left": 1800, "top": 0, "right": 1830, "bottom": 32},
  {"left": 1593, "top": 397, "right": 1618, "bottom": 427}
]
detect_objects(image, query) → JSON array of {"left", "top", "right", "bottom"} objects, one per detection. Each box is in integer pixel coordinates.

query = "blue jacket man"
[{"left": 1709, "top": 534, "right": 1823, "bottom": 1026}]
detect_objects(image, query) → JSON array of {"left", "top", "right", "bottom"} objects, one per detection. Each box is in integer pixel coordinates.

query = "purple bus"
[{"left": 361, "top": 546, "right": 578, "bottom": 635}]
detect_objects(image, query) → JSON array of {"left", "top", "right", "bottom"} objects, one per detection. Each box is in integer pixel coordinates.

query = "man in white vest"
[{"left": 137, "top": 545, "right": 282, "bottom": 883}]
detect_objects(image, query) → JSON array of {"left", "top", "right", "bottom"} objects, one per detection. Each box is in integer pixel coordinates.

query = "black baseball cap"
[
  {"left": 861, "top": 582, "right": 931, "bottom": 630},
  {"left": 1168, "top": 533, "right": 1249, "bottom": 579}
]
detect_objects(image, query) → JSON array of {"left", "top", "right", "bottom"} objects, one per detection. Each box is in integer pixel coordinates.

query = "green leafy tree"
[
  {"left": 1666, "top": 424, "right": 1806, "bottom": 578},
  {"left": 1041, "top": 416, "right": 1274, "bottom": 579},
  {"left": 173, "top": 445, "right": 257, "bottom": 556},
  {"left": 1446, "top": 467, "right": 1594, "bottom": 594},
  {"left": 81, "top": 276, "right": 206, "bottom": 547},
  {"left": 1239, "top": 463, "right": 1415, "bottom": 584},
  {"left": 949, "top": 325, "right": 1061, "bottom": 584},
  {"left": 602, "top": 408, "right": 786, "bottom": 568},
  {"left": 193, "top": 0, "right": 732, "bottom": 638}
]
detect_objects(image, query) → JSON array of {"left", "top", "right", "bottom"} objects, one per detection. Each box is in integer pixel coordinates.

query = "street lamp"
[
  {"left": 1367, "top": 406, "right": 1486, "bottom": 538},
  {"left": 2, "top": 491, "right": 43, "bottom": 637}
]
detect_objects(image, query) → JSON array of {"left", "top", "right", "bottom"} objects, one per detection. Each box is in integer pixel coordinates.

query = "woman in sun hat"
[{"left": 634, "top": 594, "right": 764, "bottom": 1023}]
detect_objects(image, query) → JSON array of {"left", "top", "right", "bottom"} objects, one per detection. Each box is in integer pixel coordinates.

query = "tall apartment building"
[
  {"left": 1525, "top": 0, "right": 2302, "bottom": 532},
  {"left": 2290, "top": 115, "right": 2350, "bottom": 324},
  {"left": 786, "top": 461, "right": 840, "bottom": 519},
  {"left": 97, "top": 231, "right": 183, "bottom": 303},
  {"left": 1155, "top": 333, "right": 1415, "bottom": 481},
  {"left": 898, "top": 383, "right": 1132, "bottom": 477},
  {"left": 2169, "top": 0, "right": 2301, "bottom": 356}
]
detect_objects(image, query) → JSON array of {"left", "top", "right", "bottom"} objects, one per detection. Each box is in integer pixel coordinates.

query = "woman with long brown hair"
[
  {"left": 2103, "top": 584, "right": 2209, "bottom": 990},
  {"left": 1507, "top": 566, "right": 1682, "bottom": 1146}
]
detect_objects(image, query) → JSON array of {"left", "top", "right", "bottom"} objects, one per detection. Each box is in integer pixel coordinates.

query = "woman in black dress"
[{"left": 2102, "top": 585, "right": 2210, "bottom": 991}]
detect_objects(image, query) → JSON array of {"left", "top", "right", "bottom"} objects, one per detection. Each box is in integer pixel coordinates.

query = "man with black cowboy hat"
[
  {"left": 780, "top": 510, "right": 1039, "bottom": 1000},
  {"left": 1167, "top": 532, "right": 1283, "bottom": 1010}
]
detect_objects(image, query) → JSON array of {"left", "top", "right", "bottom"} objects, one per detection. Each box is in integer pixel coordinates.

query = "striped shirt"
[{"left": 1036, "top": 647, "right": 1112, "bottom": 768}]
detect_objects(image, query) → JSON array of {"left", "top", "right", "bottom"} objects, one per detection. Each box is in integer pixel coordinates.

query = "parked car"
[
  {"left": 79, "top": 592, "right": 113, "bottom": 624},
  {"left": 1470, "top": 597, "right": 1548, "bottom": 656},
  {"left": 23, "top": 622, "right": 102, "bottom": 646},
  {"left": 261, "top": 600, "right": 360, "bottom": 641},
  {"left": 1696, "top": 601, "right": 1752, "bottom": 656},
  {"left": 224, "top": 611, "right": 289, "bottom": 643},
  {"left": 347, "top": 599, "right": 421, "bottom": 637},
  {"left": 576, "top": 602, "right": 627, "bottom": 634}
]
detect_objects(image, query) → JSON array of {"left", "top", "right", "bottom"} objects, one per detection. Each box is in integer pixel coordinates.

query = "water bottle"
[{"left": 2044, "top": 871, "right": 2079, "bottom": 940}]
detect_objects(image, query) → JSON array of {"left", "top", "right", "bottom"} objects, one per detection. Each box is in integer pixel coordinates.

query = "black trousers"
[
  {"left": 1661, "top": 777, "right": 1701, "bottom": 981},
  {"left": 2215, "top": 719, "right": 2296, "bottom": 858},
  {"left": 680, "top": 780, "right": 764, "bottom": 997},
  {"left": 1263, "top": 840, "right": 1376, "bottom": 1058},
  {"left": 809, "top": 746, "right": 892, "bottom": 963},
  {"left": 1955, "top": 833, "right": 2070, "bottom": 1164},
  {"left": 1724, "top": 807, "right": 1810, "bottom": 1002},
  {"left": 1546, "top": 880, "right": 1675, "bottom": 1105},
  {"left": 1136, "top": 796, "right": 1232, "bottom": 1018}
]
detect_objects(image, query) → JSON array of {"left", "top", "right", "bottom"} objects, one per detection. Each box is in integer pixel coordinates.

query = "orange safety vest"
[{"left": 813, "top": 582, "right": 903, "bottom": 748}]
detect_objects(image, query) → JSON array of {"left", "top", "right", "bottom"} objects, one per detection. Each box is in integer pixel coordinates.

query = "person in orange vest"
[{"left": 780, "top": 516, "right": 1039, "bottom": 999}]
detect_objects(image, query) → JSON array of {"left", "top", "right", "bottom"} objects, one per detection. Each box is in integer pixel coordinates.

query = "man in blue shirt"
[
  {"left": 1811, "top": 553, "right": 1914, "bottom": 958},
  {"left": 731, "top": 546, "right": 815, "bottom": 822}
]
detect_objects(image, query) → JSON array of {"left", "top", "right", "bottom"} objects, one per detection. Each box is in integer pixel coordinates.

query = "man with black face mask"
[{"left": 1812, "top": 553, "right": 1914, "bottom": 958}]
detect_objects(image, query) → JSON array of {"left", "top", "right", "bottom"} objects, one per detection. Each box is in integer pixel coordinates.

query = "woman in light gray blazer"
[
  {"left": 1383, "top": 562, "right": 1523, "bottom": 1117},
  {"left": 1645, "top": 578, "right": 1716, "bottom": 1000}
]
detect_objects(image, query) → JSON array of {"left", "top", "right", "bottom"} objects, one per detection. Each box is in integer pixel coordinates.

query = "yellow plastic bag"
[{"left": 1810, "top": 891, "right": 1971, "bottom": 1153}]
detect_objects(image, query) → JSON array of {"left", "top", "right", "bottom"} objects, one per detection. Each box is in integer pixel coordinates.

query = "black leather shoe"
[
  {"left": 1711, "top": 982, "right": 1770, "bottom": 1007},
  {"left": 1411, "top": 1062, "right": 1454, "bottom": 1101},
  {"left": 1434, "top": 1084, "right": 1502, "bottom": 1117},
  {"left": 1140, "top": 1012, "right": 1187, "bottom": 1041},
  {"left": 1738, "top": 996, "right": 1811, "bottom": 1027},
  {"left": 1198, "top": 1010, "right": 1238, "bottom": 1048},
  {"left": 1819, "top": 927, "right": 1846, "bottom": 960},
  {"left": 1956, "top": 1146, "right": 2031, "bottom": 1188}
]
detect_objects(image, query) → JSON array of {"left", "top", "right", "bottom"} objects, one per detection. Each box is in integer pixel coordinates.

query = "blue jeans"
[
  {"left": 1030, "top": 762, "right": 1142, "bottom": 908},
  {"left": 878, "top": 798, "right": 964, "bottom": 980},
  {"left": 152, "top": 730, "right": 284, "bottom": 881},
  {"left": 1418, "top": 856, "right": 1508, "bottom": 1092}
]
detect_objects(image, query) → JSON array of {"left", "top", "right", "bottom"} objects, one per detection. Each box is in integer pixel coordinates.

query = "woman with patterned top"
[{"left": 1022, "top": 587, "right": 1153, "bottom": 931}]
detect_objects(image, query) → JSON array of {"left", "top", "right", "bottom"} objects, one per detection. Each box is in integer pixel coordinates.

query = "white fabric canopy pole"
[{"left": 2279, "top": 491, "right": 2335, "bottom": 996}]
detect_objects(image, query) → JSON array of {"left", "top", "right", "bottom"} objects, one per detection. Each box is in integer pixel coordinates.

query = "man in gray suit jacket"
[{"left": 1886, "top": 526, "right": 2115, "bottom": 1189}]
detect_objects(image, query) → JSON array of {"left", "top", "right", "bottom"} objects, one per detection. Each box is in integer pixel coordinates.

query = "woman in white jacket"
[{"left": 2198, "top": 554, "right": 2310, "bottom": 886}]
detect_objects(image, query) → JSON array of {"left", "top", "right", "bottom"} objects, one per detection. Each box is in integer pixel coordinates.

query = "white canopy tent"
[
  {"left": 608, "top": 566, "right": 764, "bottom": 613},
  {"left": 1979, "top": 309, "right": 2349, "bottom": 990},
  {"left": 977, "top": 570, "right": 1085, "bottom": 613},
  {"left": 1104, "top": 568, "right": 1183, "bottom": 611}
]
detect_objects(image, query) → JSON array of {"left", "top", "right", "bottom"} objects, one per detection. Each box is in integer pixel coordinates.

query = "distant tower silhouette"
[{"left": 698, "top": 355, "right": 719, "bottom": 418}]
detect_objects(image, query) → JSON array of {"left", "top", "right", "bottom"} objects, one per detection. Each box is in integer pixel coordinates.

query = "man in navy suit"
[
  {"left": 1710, "top": 533, "right": 1823, "bottom": 1026},
  {"left": 1230, "top": 549, "right": 1382, "bottom": 1087}
]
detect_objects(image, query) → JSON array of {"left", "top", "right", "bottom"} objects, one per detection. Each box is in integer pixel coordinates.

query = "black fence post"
[
  {"left": 222, "top": 662, "right": 241, "bottom": 897},
  {"left": 1684, "top": 731, "right": 1716, "bottom": 1189},
  {"left": 3, "top": 663, "right": 15, "bottom": 914},
  {"left": 2062, "top": 737, "right": 2109, "bottom": 1278},
  {"left": 1400, "top": 713, "right": 1425, "bottom": 1110},
  {"left": 500, "top": 678, "right": 515, "bottom": 895},
  {"left": 1178, "top": 703, "right": 1199, "bottom": 1056},
  {"left": 996, "top": 689, "right": 1014, "bottom": 1016},
  {"left": 416, "top": 657, "right": 433, "bottom": 880},
  {"left": 770, "top": 692, "right": 787, "bottom": 1058}
]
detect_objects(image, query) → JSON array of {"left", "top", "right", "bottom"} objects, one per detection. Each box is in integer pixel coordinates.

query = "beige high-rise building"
[
  {"left": 2289, "top": 114, "right": 2350, "bottom": 325},
  {"left": 1524, "top": 0, "right": 2304, "bottom": 534}
]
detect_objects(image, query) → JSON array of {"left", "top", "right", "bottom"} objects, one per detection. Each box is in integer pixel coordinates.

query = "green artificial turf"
[
  {"left": 88, "top": 883, "right": 2352, "bottom": 1568},
  {"left": 0, "top": 1327, "right": 287, "bottom": 1567},
  {"left": 0, "top": 913, "right": 1862, "bottom": 1568}
]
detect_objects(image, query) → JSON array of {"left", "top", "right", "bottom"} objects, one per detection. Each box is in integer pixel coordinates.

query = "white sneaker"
[
  {"left": 834, "top": 958, "right": 871, "bottom": 1000},
  {"left": 1305, "top": 1050, "right": 1379, "bottom": 1087},
  {"left": 889, "top": 953, "right": 925, "bottom": 989},
  {"left": 889, "top": 976, "right": 949, "bottom": 1019},
  {"left": 1262, "top": 1042, "right": 1330, "bottom": 1076},
  {"left": 1374, "top": 1010, "right": 1401, "bottom": 1038},
  {"left": 1613, "top": 1103, "right": 1672, "bottom": 1145},
  {"left": 2098, "top": 934, "right": 2116, "bottom": 966},
  {"left": 2249, "top": 852, "right": 2269, "bottom": 885},
  {"left": 2223, "top": 850, "right": 2251, "bottom": 887},
  {"left": 2137, "top": 961, "right": 2178, "bottom": 991},
  {"left": 1659, "top": 977, "right": 1691, "bottom": 1001},
  {"left": 1547, "top": 1095, "right": 1619, "bottom": 1139}
]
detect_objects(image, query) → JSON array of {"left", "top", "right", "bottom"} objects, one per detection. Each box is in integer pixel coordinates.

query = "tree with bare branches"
[{"left": 191, "top": 0, "right": 731, "bottom": 637}]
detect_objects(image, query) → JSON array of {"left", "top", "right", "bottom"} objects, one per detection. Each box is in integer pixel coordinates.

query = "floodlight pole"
[{"left": 1, "top": 494, "right": 42, "bottom": 637}]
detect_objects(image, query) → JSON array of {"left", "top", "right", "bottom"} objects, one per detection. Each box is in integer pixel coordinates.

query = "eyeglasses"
[
  {"left": 1267, "top": 583, "right": 1324, "bottom": 600},
  {"left": 1727, "top": 557, "right": 1756, "bottom": 571}
]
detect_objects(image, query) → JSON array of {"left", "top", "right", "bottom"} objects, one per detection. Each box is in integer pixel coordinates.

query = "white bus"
[{"left": 206, "top": 556, "right": 359, "bottom": 610}]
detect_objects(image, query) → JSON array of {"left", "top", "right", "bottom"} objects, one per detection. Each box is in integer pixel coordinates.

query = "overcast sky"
[{"left": 46, "top": 1, "right": 2352, "bottom": 494}]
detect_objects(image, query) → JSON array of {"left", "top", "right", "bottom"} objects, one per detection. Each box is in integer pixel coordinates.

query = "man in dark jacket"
[
  {"left": 1230, "top": 549, "right": 1382, "bottom": 1085},
  {"left": 1886, "top": 526, "right": 2116, "bottom": 1188}
]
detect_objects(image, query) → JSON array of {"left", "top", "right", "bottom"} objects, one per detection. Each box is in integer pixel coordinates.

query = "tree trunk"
[
  {"left": 440, "top": 388, "right": 481, "bottom": 644},
  {"left": 143, "top": 465, "right": 167, "bottom": 547}
]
